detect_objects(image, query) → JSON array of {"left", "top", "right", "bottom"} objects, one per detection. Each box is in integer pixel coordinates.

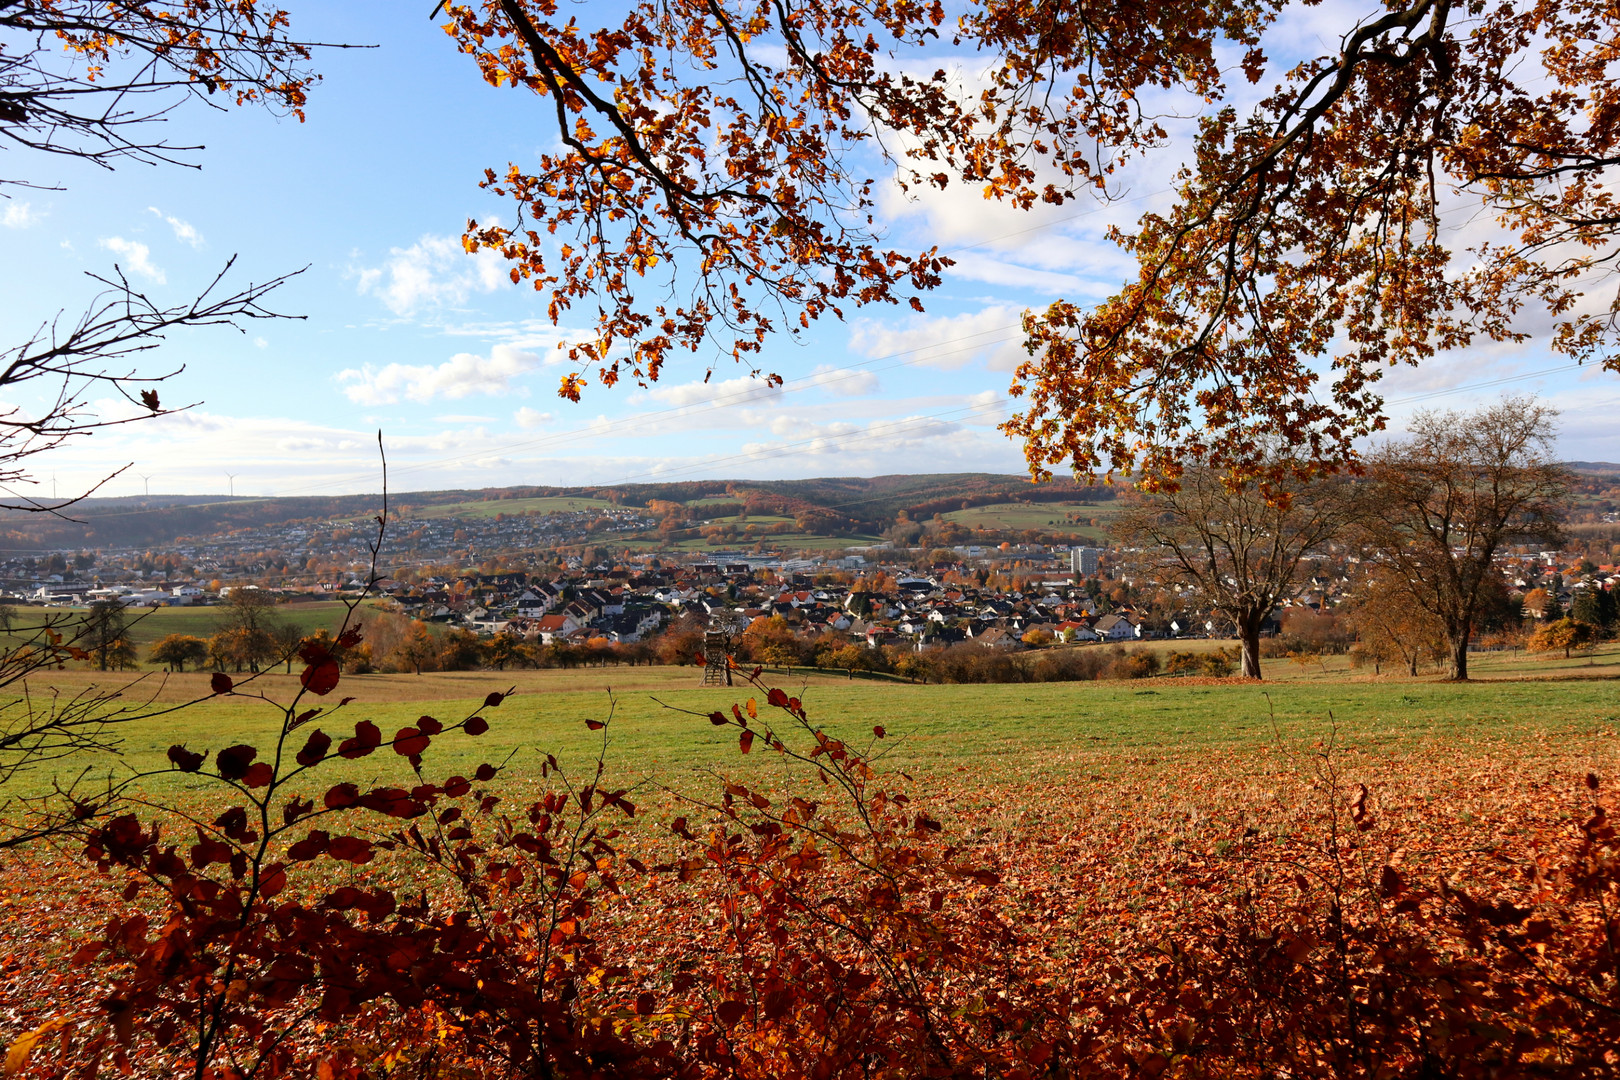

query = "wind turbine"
[
  {"left": 137, "top": 474, "right": 152, "bottom": 497},
  {"left": 226, "top": 473, "right": 237, "bottom": 498}
]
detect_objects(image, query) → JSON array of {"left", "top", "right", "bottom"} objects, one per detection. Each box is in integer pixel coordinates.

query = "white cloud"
[
  {"left": 649, "top": 373, "right": 785, "bottom": 409},
  {"left": 514, "top": 406, "right": 553, "bottom": 429},
  {"left": 946, "top": 257, "right": 1090, "bottom": 295},
  {"left": 99, "top": 236, "right": 165, "bottom": 283},
  {"left": 849, "top": 305, "right": 1029, "bottom": 371},
  {"left": 2, "top": 202, "right": 38, "bottom": 229},
  {"left": 147, "top": 206, "right": 203, "bottom": 247},
  {"left": 352, "top": 233, "right": 509, "bottom": 316},
  {"left": 336, "top": 344, "right": 541, "bottom": 405},
  {"left": 740, "top": 413, "right": 969, "bottom": 460},
  {"left": 436, "top": 413, "right": 498, "bottom": 424},
  {"left": 806, "top": 365, "right": 880, "bottom": 397},
  {"left": 253, "top": 336, "right": 269, "bottom": 349}
]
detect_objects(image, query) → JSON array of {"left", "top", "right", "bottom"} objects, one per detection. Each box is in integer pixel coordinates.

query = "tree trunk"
[
  {"left": 1448, "top": 633, "right": 1469, "bottom": 681},
  {"left": 1238, "top": 612, "right": 1264, "bottom": 679}
]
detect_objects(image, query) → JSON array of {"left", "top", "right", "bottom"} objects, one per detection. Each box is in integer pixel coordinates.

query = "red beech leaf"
[
  {"left": 464, "top": 717, "right": 489, "bottom": 736},
  {"left": 297, "top": 641, "right": 332, "bottom": 666},
  {"left": 327, "top": 836, "right": 374, "bottom": 864},
  {"left": 301, "top": 660, "right": 341, "bottom": 696},
  {"left": 210, "top": 672, "right": 233, "bottom": 695},
  {"left": 242, "top": 762, "right": 274, "bottom": 789},
  {"left": 287, "top": 830, "right": 330, "bottom": 861},
  {"left": 295, "top": 729, "right": 331, "bottom": 767},
  {"left": 708, "top": 711, "right": 727, "bottom": 726},
  {"left": 585, "top": 719, "right": 605, "bottom": 731},
  {"left": 338, "top": 721, "right": 382, "bottom": 760},
  {"left": 215, "top": 744, "right": 257, "bottom": 782},
  {"left": 484, "top": 691, "right": 505, "bottom": 708},
  {"left": 392, "top": 727, "right": 430, "bottom": 756},
  {"left": 167, "top": 745, "right": 205, "bottom": 772},
  {"left": 739, "top": 729, "right": 754, "bottom": 754},
  {"left": 259, "top": 864, "right": 287, "bottom": 898}
]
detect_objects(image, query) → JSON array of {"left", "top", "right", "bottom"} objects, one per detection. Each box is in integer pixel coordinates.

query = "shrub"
[
  {"left": 1112, "top": 647, "right": 1161, "bottom": 679},
  {"left": 1528, "top": 617, "right": 1599, "bottom": 658},
  {"left": 148, "top": 633, "right": 209, "bottom": 672}
]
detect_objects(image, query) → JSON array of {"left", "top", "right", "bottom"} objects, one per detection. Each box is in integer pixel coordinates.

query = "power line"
[{"left": 1382, "top": 362, "right": 1587, "bottom": 407}]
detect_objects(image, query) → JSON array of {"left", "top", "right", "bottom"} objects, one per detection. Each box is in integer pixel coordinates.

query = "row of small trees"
[{"left": 1117, "top": 398, "right": 1586, "bottom": 681}]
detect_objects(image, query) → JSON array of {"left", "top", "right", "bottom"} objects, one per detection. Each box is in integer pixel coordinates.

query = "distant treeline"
[{"left": 0, "top": 473, "right": 1121, "bottom": 551}]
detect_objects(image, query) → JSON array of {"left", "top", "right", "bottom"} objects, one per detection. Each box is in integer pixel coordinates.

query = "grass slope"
[
  {"left": 2, "top": 601, "right": 355, "bottom": 660},
  {"left": 11, "top": 646, "right": 1615, "bottom": 805}
]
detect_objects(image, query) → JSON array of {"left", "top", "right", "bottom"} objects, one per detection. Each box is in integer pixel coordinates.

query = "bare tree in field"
[
  {"left": 1360, "top": 397, "right": 1571, "bottom": 681},
  {"left": 1113, "top": 466, "right": 1361, "bottom": 679}
]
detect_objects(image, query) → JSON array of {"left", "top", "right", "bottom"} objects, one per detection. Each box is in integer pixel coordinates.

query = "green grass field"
[
  {"left": 411, "top": 496, "right": 619, "bottom": 519},
  {"left": 11, "top": 643, "right": 1616, "bottom": 807},
  {"left": 2, "top": 601, "right": 356, "bottom": 664},
  {"left": 941, "top": 500, "right": 1122, "bottom": 539},
  {"left": 619, "top": 531, "right": 887, "bottom": 553}
]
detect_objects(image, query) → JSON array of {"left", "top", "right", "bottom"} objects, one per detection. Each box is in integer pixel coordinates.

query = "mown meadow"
[
  {"left": 3, "top": 648, "right": 1617, "bottom": 1077},
  {"left": 11, "top": 647, "right": 1619, "bottom": 799}
]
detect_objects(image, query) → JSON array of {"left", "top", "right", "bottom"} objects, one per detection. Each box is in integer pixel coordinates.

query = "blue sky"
[{"left": 2, "top": 1, "right": 1615, "bottom": 501}]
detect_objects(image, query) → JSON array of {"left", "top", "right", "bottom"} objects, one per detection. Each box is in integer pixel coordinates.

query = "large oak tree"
[
  {"left": 442, "top": 0, "right": 1620, "bottom": 484},
  {"left": 440, "top": 0, "right": 1265, "bottom": 400}
]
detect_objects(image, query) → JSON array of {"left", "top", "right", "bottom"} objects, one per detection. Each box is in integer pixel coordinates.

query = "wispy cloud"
[
  {"left": 849, "top": 305, "right": 1028, "bottom": 371},
  {"left": 806, "top": 365, "right": 880, "bottom": 397},
  {"left": 2, "top": 202, "right": 38, "bottom": 229},
  {"left": 100, "top": 237, "right": 165, "bottom": 283},
  {"left": 649, "top": 374, "right": 785, "bottom": 409},
  {"left": 352, "top": 233, "right": 509, "bottom": 316},
  {"left": 514, "top": 406, "right": 553, "bottom": 429},
  {"left": 336, "top": 344, "right": 541, "bottom": 405},
  {"left": 147, "top": 206, "right": 203, "bottom": 247}
]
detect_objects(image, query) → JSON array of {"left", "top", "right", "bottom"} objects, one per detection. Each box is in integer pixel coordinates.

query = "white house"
[{"left": 1093, "top": 614, "right": 1140, "bottom": 641}]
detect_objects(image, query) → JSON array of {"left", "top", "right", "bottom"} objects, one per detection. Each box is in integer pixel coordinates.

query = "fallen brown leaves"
[{"left": 1, "top": 682, "right": 1615, "bottom": 1078}]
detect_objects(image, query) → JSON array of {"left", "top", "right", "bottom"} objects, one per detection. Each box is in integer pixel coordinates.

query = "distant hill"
[
  {"left": 1565, "top": 461, "right": 1620, "bottom": 476},
  {"left": 0, "top": 474, "right": 1115, "bottom": 552}
]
